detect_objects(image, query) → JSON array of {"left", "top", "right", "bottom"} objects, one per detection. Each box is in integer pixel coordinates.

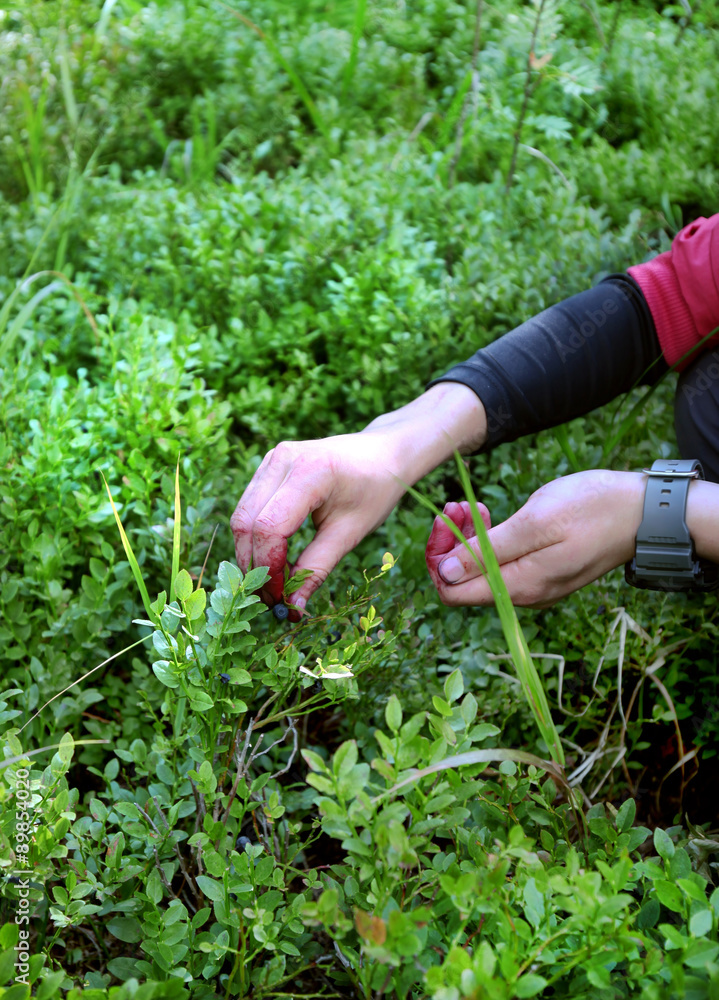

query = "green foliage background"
[{"left": 1, "top": 0, "right": 719, "bottom": 997}]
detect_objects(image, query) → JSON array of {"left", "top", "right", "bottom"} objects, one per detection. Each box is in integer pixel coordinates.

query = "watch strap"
[
  {"left": 634, "top": 459, "right": 702, "bottom": 576},
  {"left": 624, "top": 458, "right": 719, "bottom": 592}
]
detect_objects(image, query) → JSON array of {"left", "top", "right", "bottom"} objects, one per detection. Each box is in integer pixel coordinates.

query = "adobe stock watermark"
[
  {"left": 678, "top": 348, "right": 719, "bottom": 407},
  {"left": 8, "top": 767, "right": 37, "bottom": 987}
]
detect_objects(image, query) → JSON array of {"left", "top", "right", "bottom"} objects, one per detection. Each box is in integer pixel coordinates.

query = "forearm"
[
  {"left": 362, "top": 382, "right": 488, "bottom": 484},
  {"left": 425, "top": 274, "right": 668, "bottom": 453}
]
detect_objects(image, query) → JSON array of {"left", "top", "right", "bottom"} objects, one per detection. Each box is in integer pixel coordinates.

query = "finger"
[
  {"left": 252, "top": 469, "right": 330, "bottom": 605},
  {"left": 433, "top": 500, "right": 493, "bottom": 584},
  {"left": 437, "top": 504, "right": 553, "bottom": 587},
  {"left": 230, "top": 447, "right": 290, "bottom": 573},
  {"left": 436, "top": 550, "right": 569, "bottom": 609},
  {"left": 425, "top": 502, "right": 465, "bottom": 564},
  {"left": 283, "top": 518, "right": 365, "bottom": 620}
]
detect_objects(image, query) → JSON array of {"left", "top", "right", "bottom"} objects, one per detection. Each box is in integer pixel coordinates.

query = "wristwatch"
[{"left": 625, "top": 459, "right": 719, "bottom": 592}]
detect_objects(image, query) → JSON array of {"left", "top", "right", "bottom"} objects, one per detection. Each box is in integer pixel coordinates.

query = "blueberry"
[
  {"left": 272, "top": 603, "right": 289, "bottom": 621},
  {"left": 236, "top": 835, "right": 251, "bottom": 852},
  {"left": 218, "top": 673, "right": 231, "bottom": 684},
  {"left": 596, "top": 605, "right": 606, "bottom": 616},
  {"left": 327, "top": 630, "right": 341, "bottom": 645}
]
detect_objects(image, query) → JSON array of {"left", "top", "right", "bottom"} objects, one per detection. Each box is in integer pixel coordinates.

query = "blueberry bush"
[{"left": 1, "top": 0, "right": 719, "bottom": 996}]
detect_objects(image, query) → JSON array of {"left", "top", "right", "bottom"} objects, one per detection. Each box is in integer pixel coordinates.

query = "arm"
[{"left": 233, "top": 272, "right": 664, "bottom": 613}]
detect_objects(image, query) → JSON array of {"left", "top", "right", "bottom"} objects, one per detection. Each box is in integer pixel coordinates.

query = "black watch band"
[{"left": 625, "top": 459, "right": 719, "bottom": 592}]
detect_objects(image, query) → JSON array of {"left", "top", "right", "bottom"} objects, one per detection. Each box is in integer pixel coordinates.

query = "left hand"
[{"left": 425, "top": 470, "right": 646, "bottom": 609}]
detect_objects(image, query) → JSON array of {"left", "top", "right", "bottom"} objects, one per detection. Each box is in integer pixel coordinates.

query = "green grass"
[{"left": 1, "top": 0, "right": 719, "bottom": 996}]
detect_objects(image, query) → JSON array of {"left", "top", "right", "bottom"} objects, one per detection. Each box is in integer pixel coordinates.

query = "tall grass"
[{"left": 404, "top": 452, "right": 565, "bottom": 767}]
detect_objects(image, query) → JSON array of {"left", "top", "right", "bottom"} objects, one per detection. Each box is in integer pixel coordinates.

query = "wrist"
[
  {"left": 686, "top": 479, "right": 719, "bottom": 562},
  {"left": 363, "top": 383, "right": 488, "bottom": 484}
]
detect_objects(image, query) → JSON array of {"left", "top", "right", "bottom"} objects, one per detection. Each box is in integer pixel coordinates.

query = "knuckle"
[
  {"left": 271, "top": 441, "right": 293, "bottom": 461},
  {"left": 253, "top": 512, "right": 278, "bottom": 538}
]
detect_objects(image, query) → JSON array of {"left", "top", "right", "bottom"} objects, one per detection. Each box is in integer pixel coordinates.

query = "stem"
[{"left": 505, "top": 0, "right": 547, "bottom": 193}]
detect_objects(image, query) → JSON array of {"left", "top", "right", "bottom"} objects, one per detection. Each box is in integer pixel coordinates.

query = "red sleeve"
[{"left": 627, "top": 213, "right": 719, "bottom": 371}]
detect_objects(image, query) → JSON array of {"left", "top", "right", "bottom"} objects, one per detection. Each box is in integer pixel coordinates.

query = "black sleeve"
[{"left": 426, "top": 273, "right": 669, "bottom": 452}]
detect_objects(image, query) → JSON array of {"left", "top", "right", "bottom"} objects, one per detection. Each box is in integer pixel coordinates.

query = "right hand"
[{"left": 230, "top": 431, "right": 409, "bottom": 618}]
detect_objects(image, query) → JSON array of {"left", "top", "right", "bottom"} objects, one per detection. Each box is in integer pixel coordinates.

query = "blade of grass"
[
  {"left": 101, "top": 472, "right": 155, "bottom": 621},
  {"left": 0, "top": 740, "right": 111, "bottom": 770},
  {"left": 0, "top": 280, "right": 63, "bottom": 361},
  {"left": 454, "top": 453, "right": 564, "bottom": 766},
  {"left": 170, "top": 456, "right": 181, "bottom": 604},
  {"left": 218, "top": 4, "right": 329, "bottom": 141},
  {"left": 18, "top": 634, "right": 152, "bottom": 734},
  {"left": 554, "top": 423, "right": 582, "bottom": 473},
  {"left": 372, "top": 747, "right": 568, "bottom": 803},
  {"left": 343, "top": 0, "right": 368, "bottom": 99},
  {"left": 0, "top": 271, "right": 99, "bottom": 360},
  {"left": 401, "top": 454, "right": 564, "bottom": 766}
]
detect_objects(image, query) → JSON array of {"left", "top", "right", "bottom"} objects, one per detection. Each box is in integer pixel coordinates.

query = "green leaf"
[
  {"left": 432, "top": 695, "right": 453, "bottom": 718},
  {"left": 187, "top": 687, "right": 214, "bottom": 712},
  {"left": 218, "top": 561, "right": 242, "bottom": 595},
  {"left": 57, "top": 732, "right": 74, "bottom": 765},
  {"left": 655, "top": 880, "right": 684, "bottom": 913},
  {"left": 385, "top": 695, "right": 402, "bottom": 733},
  {"left": 444, "top": 668, "right": 464, "bottom": 704},
  {"left": 227, "top": 667, "right": 251, "bottom": 685},
  {"left": 185, "top": 588, "right": 207, "bottom": 620},
  {"left": 515, "top": 974, "right": 549, "bottom": 998},
  {"left": 460, "top": 692, "right": 478, "bottom": 726},
  {"left": 302, "top": 749, "right": 328, "bottom": 773},
  {"left": 107, "top": 917, "right": 143, "bottom": 943},
  {"left": 196, "top": 875, "right": 225, "bottom": 903},
  {"left": 146, "top": 869, "right": 163, "bottom": 905},
  {"left": 243, "top": 566, "right": 270, "bottom": 593},
  {"left": 654, "top": 827, "right": 675, "bottom": 861},
  {"left": 152, "top": 660, "right": 179, "bottom": 689},
  {"left": 689, "top": 908, "right": 713, "bottom": 937},
  {"left": 174, "top": 569, "right": 193, "bottom": 602},
  {"left": 615, "top": 797, "right": 636, "bottom": 833},
  {"left": 35, "top": 971, "right": 66, "bottom": 1000},
  {"left": 684, "top": 939, "right": 719, "bottom": 969},
  {"left": 333, "top": 740, "right": 358, "bottom": 778},
  {"left": 106, "top": 957, "right": 143, "bottom": 981},
  {"left": 624, "top": 826, "right": 651, "bottom": 853}
]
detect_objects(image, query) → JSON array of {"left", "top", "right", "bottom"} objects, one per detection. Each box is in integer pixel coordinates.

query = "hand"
[
  {"left": 230, "top": 432, "right": 409, "bottom": 618},
  {"left": 425, "top": 471, "right": 646, "bottom": 608},
  {"left": 230, "top": 383, "right": 488, "bottom": 619}
]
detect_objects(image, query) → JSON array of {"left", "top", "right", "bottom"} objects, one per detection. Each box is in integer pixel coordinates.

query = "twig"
[
  {"left": 219, "top": 719, "right": 255, "bottom": 827},
  {"left": 197, "top": 523, "right": 219, "bottom": 590},
  {"left": 506, "top": 0, "right": 547, "bottom": 193},
  {"left": 390, "top": 112, "right": 435, "bottom": 170},
  {"left": 148, "top": 796, "right": 201, "bottom": 910}
]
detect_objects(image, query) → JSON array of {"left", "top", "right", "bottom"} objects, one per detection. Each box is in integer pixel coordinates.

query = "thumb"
[{"left": 426, "top": 500, "right": 492, "bottom": 579}]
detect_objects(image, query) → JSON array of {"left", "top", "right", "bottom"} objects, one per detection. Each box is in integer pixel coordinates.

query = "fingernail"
[
  {"left": 439, "top": 556, "right": 464, "bottom": 584},
  {"left": 294, "top": 596, "right": 306, "bottom": 615}
]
